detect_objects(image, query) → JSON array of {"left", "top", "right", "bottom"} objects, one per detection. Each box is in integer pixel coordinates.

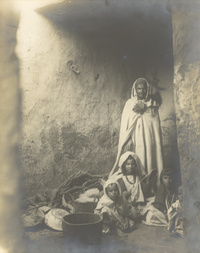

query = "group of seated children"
[{"left": 95, "top": 151, "right": 183, "bottom": 237}]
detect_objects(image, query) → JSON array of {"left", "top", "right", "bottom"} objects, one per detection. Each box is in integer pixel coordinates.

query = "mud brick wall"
[{"left": 17, "top": 0, "right": 177, "bottom": 196}]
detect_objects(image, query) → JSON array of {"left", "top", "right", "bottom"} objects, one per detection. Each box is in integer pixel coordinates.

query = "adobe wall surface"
[{"left": 16, "top": 0, "right": 177, "bottom": 196}]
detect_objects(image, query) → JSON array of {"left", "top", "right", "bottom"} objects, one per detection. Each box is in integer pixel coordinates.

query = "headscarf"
[
  {"left": 110, "top": 152, "right": 146, "bottom": 204},
  {"left": 95, "top": 178, "right": 122, "bottom": 211},
  {"left": 131, "top": 78, "right": 150, "bottom": 101},
  {"left": 95, "top": 178, "right": 134, "bottom": 231},
  {"left": 118, "top": 151, "right": 146, "bottom": 177},
  {"left": 104, "top": 178, "right": 122, "bottom": 198}
]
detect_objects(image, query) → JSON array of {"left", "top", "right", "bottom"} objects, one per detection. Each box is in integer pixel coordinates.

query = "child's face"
[
  {"left": 135, "top": 83, "right": 147, "bottom": 100},
  {"left": 124, "top": 158, "right": 137, "bottom": 175},
  {"left": 162, "top": 175, "right": 172, "bottom": 188},
  {"left": 106, "top": 183, "right": 119, "bottom": 201}
]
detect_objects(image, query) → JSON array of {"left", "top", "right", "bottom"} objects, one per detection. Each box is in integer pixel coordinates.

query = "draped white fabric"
[{"left": 110, "top": 78, "right": 163, "bottom": 183}]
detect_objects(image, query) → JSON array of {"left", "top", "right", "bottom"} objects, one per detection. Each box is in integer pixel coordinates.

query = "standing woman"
[{"left": 109, "top": 78, "right": 163, "bottom": 192}]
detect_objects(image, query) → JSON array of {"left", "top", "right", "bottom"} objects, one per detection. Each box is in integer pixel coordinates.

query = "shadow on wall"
[
  {"left": 161, "top": 116, "right": 181, "bottom": 186},
  {"left": 36, "top": 0, "right": 173, "bottom": 97}
]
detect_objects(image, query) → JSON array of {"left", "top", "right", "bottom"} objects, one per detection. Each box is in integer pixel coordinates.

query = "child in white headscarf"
[{"left": 95, "top": 178, "right": 135, "bottom": 234}]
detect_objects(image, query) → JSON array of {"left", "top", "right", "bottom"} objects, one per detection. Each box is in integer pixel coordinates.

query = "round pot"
[{"left": 62, "top": 212, "right": 102, "bottom": 245}]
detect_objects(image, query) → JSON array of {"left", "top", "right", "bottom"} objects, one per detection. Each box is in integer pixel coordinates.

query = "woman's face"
[
  {"left": 124, "top": 158, "right": 137, "bottom": 175},
  {"left": 162, "top": 175, "right": 172, "bottom": 188},
  {"left": 106, "top": 183, "right": 119, "bottom": 201},
  {"left": 135, "top": 83, "right": 147, "bottom": 100}
]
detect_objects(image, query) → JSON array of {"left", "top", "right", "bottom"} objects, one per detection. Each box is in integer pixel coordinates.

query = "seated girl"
[
  {"left": 143, "top": 169, "right": 178, "bottom": 227},
  {"left": 110, "top": 152, "right": 154, "bottom": 207},
  {"left": 116, "top": 152, "right": 146, "bottom": 205},
  {"left": 94, "top": 178, "right": 136, "bottom": 234}
]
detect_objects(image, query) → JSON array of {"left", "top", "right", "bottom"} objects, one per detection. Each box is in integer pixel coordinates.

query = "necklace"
[{"left": 125, "top": 175, "right": 135, "bottom": 185}]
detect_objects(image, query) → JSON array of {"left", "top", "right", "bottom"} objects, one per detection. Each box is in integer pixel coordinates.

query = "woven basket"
[{"left": 73, "top": 201, "right": 97, "bottom": 213}]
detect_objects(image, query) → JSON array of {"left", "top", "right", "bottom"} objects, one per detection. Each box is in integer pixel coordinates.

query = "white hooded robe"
[{"left": 110, "top": 78, "right": 163, "bottom": 183}]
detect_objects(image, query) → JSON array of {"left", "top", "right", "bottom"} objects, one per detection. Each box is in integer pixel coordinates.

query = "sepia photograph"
[{"left": 0, "top": 0, "right": 200, "bottom": 252}]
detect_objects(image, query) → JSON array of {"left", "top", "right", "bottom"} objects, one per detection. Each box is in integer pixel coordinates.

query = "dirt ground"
[{"left": 24, "top": 222, "right": 186, "bottom": 253}]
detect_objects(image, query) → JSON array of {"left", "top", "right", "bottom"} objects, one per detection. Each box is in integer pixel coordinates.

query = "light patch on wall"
[
  {"left": 13, "top": 0, "right": 64, "bottom": 13},
  {"left": 15, "top": 0, "right": 68, "bottom": 121},
  {"left": 0, "top": 246, "right": 8, "bottom": 253}
]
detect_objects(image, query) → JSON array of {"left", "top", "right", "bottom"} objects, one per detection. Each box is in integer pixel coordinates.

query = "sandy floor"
[{"left": 24, "top": 222, "right": 186, "bottom": 253}]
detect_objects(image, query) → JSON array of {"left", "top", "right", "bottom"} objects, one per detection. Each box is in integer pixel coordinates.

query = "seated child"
[
  {"left": 167, "top": 186, "right": 184, "bottom": 237},
  {"left": 110, "top": 152, "right": 154, "bottom": 218},
  {"left": 143, "top": 168, "right": 177, "bottom": 227},
  {"left": 95, "top": 178, "right": 135, "bottom": 234}
]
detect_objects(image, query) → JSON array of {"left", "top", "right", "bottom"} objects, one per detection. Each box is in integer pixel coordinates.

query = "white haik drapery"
[{"left": 109, "top": 78, "right": 163, "bottom": 183}]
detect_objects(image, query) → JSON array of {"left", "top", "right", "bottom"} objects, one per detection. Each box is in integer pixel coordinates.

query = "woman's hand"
[
  {"left": 122, "top": 191, "right": 131, "bottom": 199},
  {"left": 132, "top": 102, "right": 147, "bottom": 114}
]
